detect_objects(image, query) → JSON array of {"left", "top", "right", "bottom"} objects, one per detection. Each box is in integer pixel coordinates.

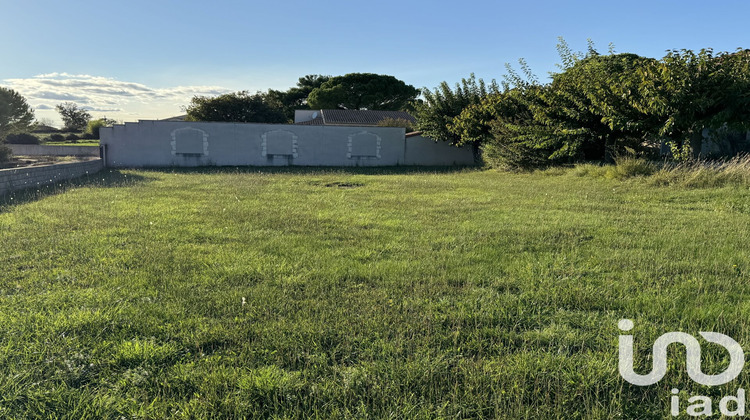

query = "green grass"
[
  {"left": 2, "top": 165, "right": 750, "bottom": 418},
  {"left": 43, "top": 140, "right": 100, "bottom": 146},
  {"left": 29, "top": 131, "right": 100, "bottom": 146}
]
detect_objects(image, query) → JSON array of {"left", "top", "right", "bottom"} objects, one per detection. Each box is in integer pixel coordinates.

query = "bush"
[
  {"left": 0, "top": 144, "right": 10, "bottom": 163},
  {"left": 85, "top": 118, "right": 116, "bottom": 139},
  {"left": 49, "top": 133, "right": 65, "bottom": 142},
  {"left": 376, "top": 117, "right": 415, "bottom": 132},
  {"left": 481, "top": 137, "right": 548, "bottom": 171},
  {"left": 606, "top": 157, "right": 657, "bottom": 179},
  {"left": 66, "top": 133, "right": 80, "bottom": 141},
  {"left": 4, "top": 133, "right": 40, "bottom": 144}
]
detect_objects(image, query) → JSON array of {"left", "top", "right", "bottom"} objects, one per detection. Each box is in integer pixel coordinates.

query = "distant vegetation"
[
  {"left": 0, "top": 87, "right": 35, "bottom": 141},
  {"left": 56, "top": 102, "right": 91, "bottom": 132},
  {"left": 85, "top": 118, "right": 117, "bottom": 139},
  {"left": 4, "top": 133, "right": 40, "bottom": 145},
  {"left": 185, "top": 73, "right": 420, "bottom": 124}
]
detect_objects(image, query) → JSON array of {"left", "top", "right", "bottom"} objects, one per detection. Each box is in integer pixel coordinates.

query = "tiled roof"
[{"left": 296, "top": 110, "right": 415, "bottom": 126}]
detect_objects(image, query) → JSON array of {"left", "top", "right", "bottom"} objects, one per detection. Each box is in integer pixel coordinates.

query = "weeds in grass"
[
  {"left": 1, "top": 166, "right": 750, "bottom": 418},
  {"left": 571, "top": 154, "right": 750, "bottom": 188}
]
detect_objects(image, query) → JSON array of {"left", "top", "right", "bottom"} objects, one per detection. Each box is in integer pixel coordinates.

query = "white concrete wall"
[
  {"left": 100, "top": 121, "right": 476, "bottom": 167},
  {"left": 404, "top": 135, "right": 475, "bottom": 166}
]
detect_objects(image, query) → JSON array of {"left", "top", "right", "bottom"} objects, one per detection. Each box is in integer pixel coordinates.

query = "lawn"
[{"left": 1, "top": 166, "right": 749, "bottom": 419}]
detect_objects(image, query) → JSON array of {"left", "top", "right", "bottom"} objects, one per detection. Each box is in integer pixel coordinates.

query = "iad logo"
[
  {"left": 618, "top": 319, "right": 744, "bottom": 386},
  {"left": 618, "top": 319, "right": 746, "bottom": 417}
]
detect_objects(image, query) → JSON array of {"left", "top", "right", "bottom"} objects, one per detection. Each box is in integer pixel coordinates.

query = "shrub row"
[
  {"left": 4, "top": 133, "right": 40, "bottom": 144},
  {"left": 44, "top": 133, "right": 96, "bottom": 143}
]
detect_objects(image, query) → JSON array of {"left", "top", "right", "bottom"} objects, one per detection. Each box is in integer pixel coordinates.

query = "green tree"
[
  {"left": 454, "top": 40, "right": 660, "bottom": 168},
  {"left": 185, "top": 91, "right": 287, "bottom": 123},
  {"left": 56, "top": 102, "right": 91, "bottom": 131},
  {"left": 451, "top": 88, "right": 546, "bottom": 169},
  {"left": 266, "top": 74, "right": 331, "bottom": 121},
  {"left": 307, "top": 73, "right": 419, "bottom": 110},
  {"left": 376, "top": 117, "right": 415, "bottom": 131},
  {"left": 0, "top": 87, "right": 35, "bottom": 139},
  {"left": 521, "top": 52, "right": 658, "bottom": 163},
  {"left": 85, "top": 117, "right": 117, "bottom": 138},
  {"left": 413, "top": 74, "right": 499, "bottom": 160},
  {"left": 635, "top": 48, "right": 750, "bottom": 158}
]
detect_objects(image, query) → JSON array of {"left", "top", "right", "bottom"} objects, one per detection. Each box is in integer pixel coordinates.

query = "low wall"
[
  {"left": 8, "top": 144, "right": 100, "bottom": 157},
  {"left": 0, "top": 159, "right": 104, "bottom": 196},
  {"left": 100, "top": 120, "right": 475, "bottom": 167}
]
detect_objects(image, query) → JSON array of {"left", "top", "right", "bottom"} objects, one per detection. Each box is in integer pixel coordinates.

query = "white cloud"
[{"left": 2, "top": 73, "right": 232, "bottom": 127}]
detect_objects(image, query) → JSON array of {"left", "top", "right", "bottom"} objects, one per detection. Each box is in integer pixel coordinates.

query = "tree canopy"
[
  {"left": 266, "top": 74, "right": 331, "bottom": 121},
  {"left": 307, "top": 73, "right": 420, "bottom": 111},
  {"left": 633, "top": 48, "right": 750, "bottom": 157},
  {"left": 185, "top": 91, "right": 287, "bottom": 123},
  {"left": 0, "top": 87, "right": 35, "bottom": 139},
  {"left": 419, "top": 39, "right": 750, "bottom": 169},
  {"left": 56, "top": 102, "right": 91, "bottom": 131},
  {"left": 414, "top": 74, "right": 499, "bottom": 146}
]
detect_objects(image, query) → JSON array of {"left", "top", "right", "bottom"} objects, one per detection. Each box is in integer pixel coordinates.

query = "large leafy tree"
[
  {"left": 0, "top": 87, "right": 35, "bottom": 139},
  {"left": 307, "top": 73, "right": 419, "bottom": 110},
  {"left": 56, "top": 102, "right": 91, "bottom": 131},
  {"left": 451, "top": 88, "right": 545, "bottom": 169},
  {"left": 452, "top": 42, "right": 660, "bottom": 167},
  {"left": 414, "top": 74, "right": 499, "bottom": 146},
  {"left": 521, "top": 52, "right": 658, "bottom": 163},
  {"left": 185, "top": 91, "right": 287, "bottom": 123},
  {"left": 635, "top": 48, "right": 750, "bottom": 158}
]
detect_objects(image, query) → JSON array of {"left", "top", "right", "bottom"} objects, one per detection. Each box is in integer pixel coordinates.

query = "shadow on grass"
[
  {"left": 139, "top": 165, "right": 483, "bottom": 176},
  {"left": 0, "top": 169, "right": 155, "bottom": 212}
]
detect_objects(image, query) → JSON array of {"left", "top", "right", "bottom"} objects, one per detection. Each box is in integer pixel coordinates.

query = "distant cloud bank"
[{"left": 2, "top": 73, "right": 231, "bottom": 126}]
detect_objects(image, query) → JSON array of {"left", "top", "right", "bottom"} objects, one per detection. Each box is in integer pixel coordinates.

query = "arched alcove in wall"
[
  {"left": 348, "top": 131, "right": 381, "bottom": 159},
  {"left": 262, "top": 130, "right": 298, "bottom": 158},
  {"left": 171, "top": 127, "right": 209, "bottom": 156}
]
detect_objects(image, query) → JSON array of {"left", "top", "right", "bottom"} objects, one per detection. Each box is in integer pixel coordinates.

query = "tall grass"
[{"left": 570, "top": 154, "right": 750, "bottom": 188}]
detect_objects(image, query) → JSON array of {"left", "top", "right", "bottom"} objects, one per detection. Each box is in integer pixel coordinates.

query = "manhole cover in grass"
[{"left": 325, "top": 182, "right": 364, "bottom": 188}]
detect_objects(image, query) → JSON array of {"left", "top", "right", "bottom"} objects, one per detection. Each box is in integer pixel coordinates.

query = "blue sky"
[{"left": 2, "top": 0, "right": 749, "bottom": 125}]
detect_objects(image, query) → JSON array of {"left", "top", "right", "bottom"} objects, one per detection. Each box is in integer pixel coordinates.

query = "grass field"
[{"left": 1, "top": 165, "right": 750, "bottom": 418}]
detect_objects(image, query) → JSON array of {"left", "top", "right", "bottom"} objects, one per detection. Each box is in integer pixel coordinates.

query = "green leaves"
[
  {"left": 185, "top": 91, "right": 287, "bottom": 124},
  {"left": 306, "top": 73, "right": 419, "bottom": 111},
  {"left": 414, "top": 73, "right": 499, "bottom": 146},
  {"left": 458, "top": 45, "right": 750, "bottom": 168},
  {"left": 637, "top": 48, "right": 750, "bottom": 156},
  {"left": 56, "top": 102, "right": 91, "bottom": 132},
  {"left": 0, "top": 87, "right": 35, "bottom": 139}
]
